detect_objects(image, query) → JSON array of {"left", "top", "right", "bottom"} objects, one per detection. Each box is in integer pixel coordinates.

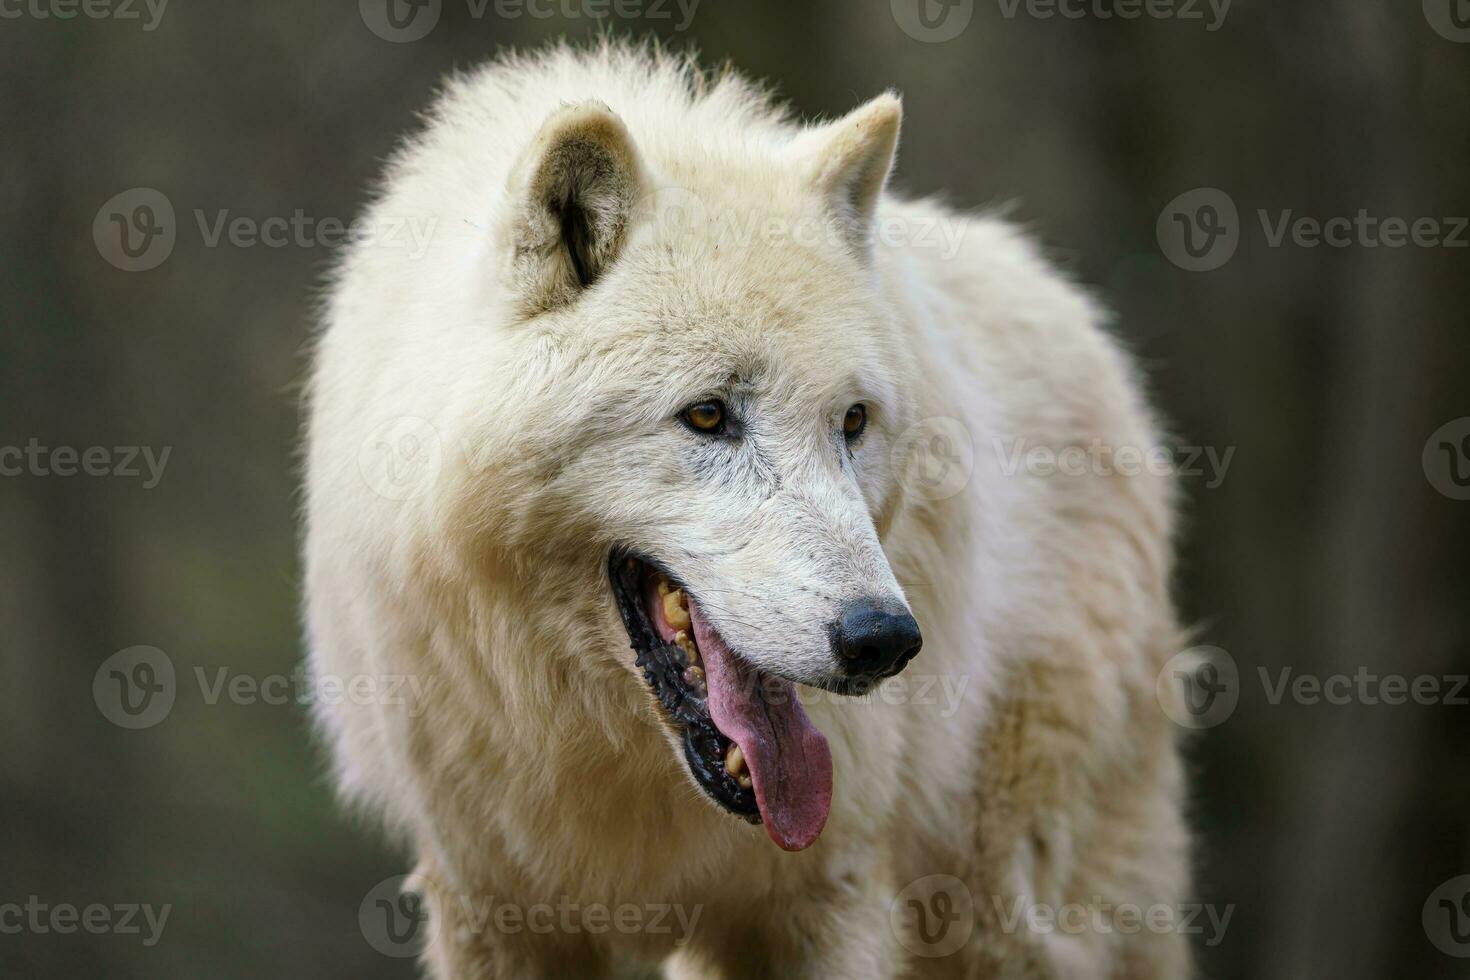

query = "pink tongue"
[{"left": 689, "top": 604, "right": 833, "bottom": 851}]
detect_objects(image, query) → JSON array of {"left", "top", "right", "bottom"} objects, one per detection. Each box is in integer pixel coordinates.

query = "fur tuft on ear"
[
  {"left": 787, "top": 93, "right": 902, "bottom": 257},
  {"left": 504, "top": 102, "right": 645, "bottom": 316}
]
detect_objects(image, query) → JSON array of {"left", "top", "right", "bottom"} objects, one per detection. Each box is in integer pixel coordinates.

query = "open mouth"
[{"left": 609, "top": 551, "right": 834, "bottom": 851}]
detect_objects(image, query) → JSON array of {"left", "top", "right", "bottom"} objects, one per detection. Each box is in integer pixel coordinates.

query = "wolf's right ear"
[{"left": 503, "top": 103, "right": 645, "bottom": 316}]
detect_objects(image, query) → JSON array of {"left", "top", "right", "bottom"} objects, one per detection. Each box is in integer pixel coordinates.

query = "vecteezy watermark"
[
  {"left": 692, "top": 672, "right": 971, "bottom": 720},
  {"left": 1423, "top": 417, "right": 1470, "bottom": 501},
  {"left": 93, "top": 647, "right": 430, "bottom": 730},
  {"left": 360, "top": 875, "right": 431, "bottom": 958},
  {"left": 894, "top": 0, "right": 1226, "bottom": 42},
  {"left": 0, "top": 897, "right": 170, "bottom": 947},
  {"left": 358, "top": 0, "right": 441, "bottom": 41},
  {"left": 1156, "top": 646, "right": 1239, "bottom": 729},
  {"left": 359, "top": 0, "right": 699, "bottom": 43},
  {"left": 93, "top": 188, "right": 177, "bottom": 272},
  {"left": 93, "top": 188, "right": 438, "bottom": 272},
  {"left": 807, "top": 673, "right": 971, "bottom": 719},
  {"left": 630, "top": 185, "right": 711, "bottom": 273},
  {"left": 1156, "top": 188, "right": 1240, "bottom": 272},
  {"left": 193, "top": 208, "right": 436, "bottom": 257},
  {"left": 358, "top": 416, "right": 444, "bottom": 501},
  {"left": 93, "top": 646, "right": 177, "bottom": 729},
  {"left": 0, "top": 439, "right": 170, "bottom": 488},
  {"left": 1423, "top": 0, "right": 1470, "bottom": 43},
  {"left": 888, "top": 876, "right": 1232, "bottom": 958},
  {"left": 1157, "top": 646, "right": 1470, "bottom": 729},
  {"left": 0, "top": 0, "right": 168, "bottom": 30},
  {"left": 630, "top": 185, "right": 970, "bottom": 274},
  {"left": 992, "top": 437, "right": 1235, "bottom": 489},
  {"left": 1258, "top": 667, "right": 1469, "bottom": 708},
  {"left": 891, "top": 417, "right": 977, "bottom": 501},
  {"left": 1158, "top": 187, "right": 1469, "bottom": 271},
  {"left": 995, "top": 0, "right": 1231, "bottom": 31},
  {"left": 1256, "top": 210, "right": 1469, "bottom": 250},
  {"left": 1425, "top": 875, "right": 1470, "bottom": 957},
  {"left": 360, "top": 874, "right": 703, "bottom": 958},
  {"left": 194, "top": 665, "right": 429, "bottom": 715},
  {"left": 889, "top": 875, "right": 976, "bottom": 958},
  {"left": 891, "top": 0, "right": 975, "bottom": 43},
  {"left": 989, "top": 896, "right": 1234, "bottom": 947}
]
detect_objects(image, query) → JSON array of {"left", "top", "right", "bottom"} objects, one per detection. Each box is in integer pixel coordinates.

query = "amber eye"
[
  {"left": 681, "top": 400, "right": 726, "bottom": 434},
  {"left": 843, "top": 404, "right": 867, "bottom": 441}
]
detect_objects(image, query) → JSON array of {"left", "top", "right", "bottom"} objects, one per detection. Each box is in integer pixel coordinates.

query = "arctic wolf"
[{"left": 303, "top": 41, "right": 1191, "bottom": 979}]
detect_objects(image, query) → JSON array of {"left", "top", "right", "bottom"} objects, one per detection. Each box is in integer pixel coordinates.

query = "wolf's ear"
[
  {"left": 787, "top": 93, "right": 902, "bottom": 256},
  {"left": 503, "top": 102, "right": 645, "bottom": 315}
]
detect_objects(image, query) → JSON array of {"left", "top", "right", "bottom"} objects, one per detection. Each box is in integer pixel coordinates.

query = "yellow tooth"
[
  {"left": 736, "top": 772, "right": 753, "bottom": 790},
  {"left": 675, "top": 630, "right": 699, "bottom": 665},
  {"left": 656, "top": 579, "right": 672, "bottom": 597},
  {"left": 663, "top": 589, "right": 691, "bottom": 631},
  {"left": 724, "top": 743, "right": 746, "bottom": 778},
  {"left": 683, "top": 665, "right": 705, "bottom": 690}
]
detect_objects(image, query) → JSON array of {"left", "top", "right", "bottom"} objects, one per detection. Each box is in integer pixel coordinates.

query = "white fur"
[{"left": 303, "top": 41, "right": 1191, "bottom": 979}]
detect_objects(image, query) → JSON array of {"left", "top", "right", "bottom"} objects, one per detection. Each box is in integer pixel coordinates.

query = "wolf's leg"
[
  {"left": 664, "top": 877, "right": 904, "bottom": 980},
  {"left": 965, "top": 650, "right": 1193, "bottom": 980},
  {"left": 418, "top": 903, "right": 612, "bottom": 980},
  {"left": 410, "top": 860, "right": 613, "bottom": 980}
]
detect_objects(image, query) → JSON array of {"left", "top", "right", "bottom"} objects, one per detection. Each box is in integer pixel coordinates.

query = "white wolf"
[{"left": 303, "top": 41, "right": 1191, "bottom": 979}]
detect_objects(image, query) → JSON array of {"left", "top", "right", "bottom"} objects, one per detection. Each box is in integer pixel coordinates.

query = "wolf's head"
[{"left": 442, "top": 93, "right": 923, "bottom": 851}]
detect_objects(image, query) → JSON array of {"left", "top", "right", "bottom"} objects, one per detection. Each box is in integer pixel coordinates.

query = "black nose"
[{"left": 832, "top": 600, "right": 922, "bottom": 677}]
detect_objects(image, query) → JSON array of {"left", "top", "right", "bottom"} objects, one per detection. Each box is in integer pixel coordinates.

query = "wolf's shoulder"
[{"left": 880, "top": 198, "right": 1105, "bottom": 354}]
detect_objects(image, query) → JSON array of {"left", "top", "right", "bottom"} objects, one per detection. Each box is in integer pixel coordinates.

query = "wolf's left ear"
[
  {"left": 787, "top": 93, "right": 902, "bottom": 256},
  {"left": 503, "top": 102, "right": 646, "bottom": 316}
]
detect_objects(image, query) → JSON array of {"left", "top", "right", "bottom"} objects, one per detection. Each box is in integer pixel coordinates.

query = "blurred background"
[{"left": 3, "top": 1, "right": 1468, "bottom": 977}]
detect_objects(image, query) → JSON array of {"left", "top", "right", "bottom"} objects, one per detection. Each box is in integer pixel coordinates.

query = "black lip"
[
  {"left": 607, "top": 549, "right": 760, "bottom": 824},
  {"left": 809, "top": 674, "right": 893, "bottom": 697},
  {"left": 810, "top": 653, "right": 920, "bottom": 697}
]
